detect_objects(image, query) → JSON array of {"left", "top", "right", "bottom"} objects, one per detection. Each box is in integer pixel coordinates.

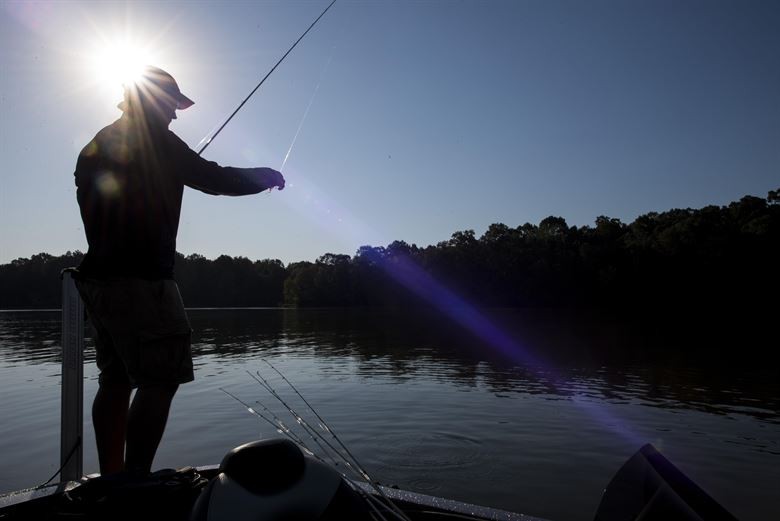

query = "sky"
[{"left": 1, "top": 0, "right": 778, "bottom": 265}]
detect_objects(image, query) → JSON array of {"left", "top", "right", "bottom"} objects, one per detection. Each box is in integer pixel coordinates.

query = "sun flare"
[
  {"left": 74, "top": 21, "right": 182, "bottom": 110},
  {"left": 90, "top": 39, "right": 152, "bottom": 88}
]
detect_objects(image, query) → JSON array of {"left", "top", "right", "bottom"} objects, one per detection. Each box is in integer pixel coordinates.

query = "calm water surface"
[{"left": 0, "top": 308, "right": 778, "bottom": 521}]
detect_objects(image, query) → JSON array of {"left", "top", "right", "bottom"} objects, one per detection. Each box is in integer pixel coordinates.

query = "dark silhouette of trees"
[
  {"left": 0, "top": 252, "right": 286, "bottom": 309},
  {"left": 0, "top": 251, "right": 85, "bottom": 308},
  {"left": 1, "top": 189, "right": 778, "bottom": 311},
  {"left": 175, "top": 254, "right": 286, "bottom": 307}
]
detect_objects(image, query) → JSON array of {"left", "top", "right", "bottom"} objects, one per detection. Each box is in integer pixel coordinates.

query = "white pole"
[{"left": 60, "top": 269, "right": 84, "bottom": 481}]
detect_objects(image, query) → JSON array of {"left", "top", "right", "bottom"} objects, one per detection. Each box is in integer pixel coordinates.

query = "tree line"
[{"left": 1, "top": 190, "right": 777, "bottom": 311}]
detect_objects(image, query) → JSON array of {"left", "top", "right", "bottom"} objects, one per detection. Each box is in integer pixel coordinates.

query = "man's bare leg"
[
  {"left": 124, "top": 384, "right": 179, "bottom": 474},
  {"left": 92, "top": 382, "right": 132, "bottom": 475}
]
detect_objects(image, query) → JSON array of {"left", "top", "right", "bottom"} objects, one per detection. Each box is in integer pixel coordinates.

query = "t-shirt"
[{"left": 75, "top": 114, "right": 277, "bottom": 279}]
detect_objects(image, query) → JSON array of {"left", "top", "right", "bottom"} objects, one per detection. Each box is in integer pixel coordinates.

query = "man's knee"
[
  {"left": 95, "top": 380, "right": 132, "bottom": 399},
  {"left": 137, "top": 383, "right": 179, "bottom": 401}
]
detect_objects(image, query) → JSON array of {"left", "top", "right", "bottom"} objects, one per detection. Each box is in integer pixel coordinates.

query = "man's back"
[
  {"left": 75, "top": 116, "right": 187, "bottom": 279},
  {"left": 75, "top": 113, "right": 283, "bottom": 280}
]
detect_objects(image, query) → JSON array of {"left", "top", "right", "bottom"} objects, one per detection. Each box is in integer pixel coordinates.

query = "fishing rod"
[
  {"left": 197, "top": 0, "right": 338, "bottom": 156},
  {"left": 257, "top": 362, "right": 413, "bottom": 521},
  {"left": 221, "top": 391, "right": 395, "bottom": 521},
  {"left": 248, "top": 367, "right": 413, "bottom": 521}
]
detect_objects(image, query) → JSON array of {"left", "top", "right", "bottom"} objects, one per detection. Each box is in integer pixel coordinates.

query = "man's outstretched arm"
[{"left": 177, "top": 136, "right": 285, "bottom": 196}]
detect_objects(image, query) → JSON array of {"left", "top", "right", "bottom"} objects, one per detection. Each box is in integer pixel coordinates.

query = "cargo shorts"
[{"left": 75, "top": 277, "right": 195, "bottom": 388}]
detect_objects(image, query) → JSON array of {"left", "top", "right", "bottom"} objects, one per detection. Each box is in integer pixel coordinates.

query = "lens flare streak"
[{"left": 367, "top": 251, "right": 644, "bottom": 447}]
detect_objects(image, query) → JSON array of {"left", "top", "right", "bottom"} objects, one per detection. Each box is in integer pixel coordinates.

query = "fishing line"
[
  {"left": 197, "top": 0, "right": 338, "bottom": 156},
  {"left": 280, "top": 50, "right": 334, "bottom": 171}
]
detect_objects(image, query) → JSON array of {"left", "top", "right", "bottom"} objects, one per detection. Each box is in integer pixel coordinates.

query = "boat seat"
[{"left": 190, "top": 438, "right": 371, "bottom": 521}]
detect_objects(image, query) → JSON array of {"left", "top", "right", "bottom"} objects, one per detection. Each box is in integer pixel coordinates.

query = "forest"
[{"left": 1, "top": 190, "right": 777, "bottom": 312}]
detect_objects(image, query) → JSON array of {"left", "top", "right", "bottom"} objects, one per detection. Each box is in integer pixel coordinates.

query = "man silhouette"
[{"left": 73, "top": 66, "right": 284, "bottom": 475}]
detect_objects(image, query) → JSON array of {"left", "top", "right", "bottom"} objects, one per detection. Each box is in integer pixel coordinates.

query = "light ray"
[
  {"left": 53, "top": 7, "right": 180, "bottom": 106},
  {"left": 275, "top": 164, "right": 643, "bottom": 447},
  {"left": 89, "top": 38, "right": 151, "bottom": 88},
  {"left": 281, "top": 51, "right": 335, "bottom": 170}
]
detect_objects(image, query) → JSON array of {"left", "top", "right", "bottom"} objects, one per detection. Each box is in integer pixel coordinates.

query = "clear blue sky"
[{"left": 1, "top": 0, "right": 778, "bottom": 265}]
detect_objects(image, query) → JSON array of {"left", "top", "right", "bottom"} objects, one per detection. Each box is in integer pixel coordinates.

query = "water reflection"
[
  {"left": 2, "top": 308, "right": 777, "bottom": 424},
  {"left": 1, "top": 308, "right": 779, "bottom": 520},
  {"left": 0, "top": 311, "right": 64, "bottom": 364}
]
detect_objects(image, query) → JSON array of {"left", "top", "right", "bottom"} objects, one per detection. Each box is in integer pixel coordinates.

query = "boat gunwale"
[{"left": 0, "top": 465, "right": 550, "bottom": 521}]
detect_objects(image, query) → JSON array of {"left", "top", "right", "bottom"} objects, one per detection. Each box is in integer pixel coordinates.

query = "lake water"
[{"left": 0, "top": 308, "right": 777, "bottom": 521}]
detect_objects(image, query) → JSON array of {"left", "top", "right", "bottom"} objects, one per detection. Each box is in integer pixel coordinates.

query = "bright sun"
[
  {"left": 89, "top": 38, "right": 155, "bottom": 89},
  {"left": 74, "top": 21, "right": 175, "bottom": 107}
]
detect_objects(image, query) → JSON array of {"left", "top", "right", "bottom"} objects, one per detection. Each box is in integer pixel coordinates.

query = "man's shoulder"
[
  {"left": 95, "top": 118, "right": 125, "bottom": 141},
  {"left": 165, "top": 129, "right": 192, "bottom": 151},
  {"left": 79, "top": 119, "right": 123, "bottom": 158}
]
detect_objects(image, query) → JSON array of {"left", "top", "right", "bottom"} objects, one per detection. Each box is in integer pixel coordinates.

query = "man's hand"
[
  {"left": 260, "top": 168, "right": 285, "bottom": 191},
  {"left": 270, "top": 169, "right": 285, "bottom": 191}
]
